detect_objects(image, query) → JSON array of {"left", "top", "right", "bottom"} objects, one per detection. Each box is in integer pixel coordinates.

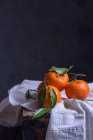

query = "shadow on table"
[{"left": 0, "top": 125, "right": 22, "bottom": 140}]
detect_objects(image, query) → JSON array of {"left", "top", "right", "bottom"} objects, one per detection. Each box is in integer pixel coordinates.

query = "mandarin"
[
  {"left": 44, "top": 71, "right": 69, "bottom": 91},
  {"left": 37, "top": 81, "right": 44, "bottom": 92},
  {"left": 65, "top": 80, "right": 90, "bottom": 100},
  {"left": 38, "top": 85, "right": 61, "bottom": 108}
]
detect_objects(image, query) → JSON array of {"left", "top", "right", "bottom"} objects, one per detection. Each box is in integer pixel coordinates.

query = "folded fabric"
[
  {"left": 8, "top": 79, "right": 41, "bottom": 110},
  {"left": 0, "top": 80, "right": 41, "bottom": 127},
  {"left": 46, "top": 92, "right": 93, "bottom": 140},
  {"left": 0, "top": 79, "right": 93, "bottom": 140},
  {"left": 0, "top": 97, "right": 22, "bottom": 127}
]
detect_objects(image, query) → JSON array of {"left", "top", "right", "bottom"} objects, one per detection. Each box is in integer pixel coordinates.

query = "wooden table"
[
  {"left": 21, "top": 108, "right": 50, "bottom": 140},
  {"left": 0, "top": 108, "right": 50, "bottom": 140}
]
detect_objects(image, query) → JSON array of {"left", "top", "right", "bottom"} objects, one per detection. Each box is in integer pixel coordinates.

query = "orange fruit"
[
  {"left": 65, "top": 80, "right": 90, "bottom": 100},
  {"left": 38, "top": 85, "right": 61, "bottom": 108},
  {"left": 37, "top": 81, "right": 44, "bottom": 92},
  {"left": 44, "top": 71, "right": 69, "bottom": 91}
]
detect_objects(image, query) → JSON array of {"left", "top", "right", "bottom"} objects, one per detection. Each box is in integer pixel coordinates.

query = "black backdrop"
[{"left": 0, "top": 0, "right": 93, "bottom": 100}]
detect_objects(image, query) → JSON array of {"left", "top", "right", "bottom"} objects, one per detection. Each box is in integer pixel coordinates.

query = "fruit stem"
[
  {"left": 67, "top": 65, "right": 74, "bottom": 73},
  {"left": 29, "top": 89, "right": 38, "bottom": 92},
  {"left": 69, "top": 76, "right": 76, "bottom": 82},
  {"left": 69, "top": 73, "right": 86, "bottom": 82},
  {"left": 25, "top": 89, "right": 37, "bottom": 100}
]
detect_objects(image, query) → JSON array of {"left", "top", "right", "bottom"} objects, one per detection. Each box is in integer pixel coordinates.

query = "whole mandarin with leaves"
[
  {"left": 65, "top": 80, "right": 90, "bottom": 100},
  {"left": 44, "top": 66, "right": 73, "bottom": 91},
  {"left": 38, "top": 85, "right": 61, "bottom": 108}
]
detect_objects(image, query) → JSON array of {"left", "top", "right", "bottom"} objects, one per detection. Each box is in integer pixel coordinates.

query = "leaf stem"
[
  {"left": 28, "top": 89, "right": 38, "bottom": 92},
  {"left": 69, "top": 73, "right": 86, "bottom": 82},
  {"left": 25, "top": 89, "right": 37, "bottom": 100},
  {"left": 69, "top": 73, "right": 86, "bottom": 77}
]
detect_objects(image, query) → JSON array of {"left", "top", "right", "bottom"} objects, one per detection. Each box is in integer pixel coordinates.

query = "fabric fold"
[
  {"left": 0, "top": 80, "right": 93, "bottom": 140},
  {"left": 0, "top": 97, "right": 22, "bottom": 127},
  {"left": 46, "top": 99, "right": 93, "bottom": 140}
]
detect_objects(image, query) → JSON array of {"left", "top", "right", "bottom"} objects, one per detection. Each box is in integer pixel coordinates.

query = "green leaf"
[
  {"left": 48, "top": 65, "right": 73, "bottom": 75},
  {"left": 32, "top": 108, "right": 51, "bottom": 120},
  {"left": 50, "top": 89, "right": 57, "bottom": 107},
  {"left": 38, "top": 86, "right": 46, "bottom": 104}
]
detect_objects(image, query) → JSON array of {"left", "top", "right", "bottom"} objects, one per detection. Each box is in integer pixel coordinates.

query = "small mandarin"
[
  {"left": 65, "top": 80, "right": 90, "bottom": 100},
  {"left": 38, "top": 85, "right": 62, "bottom": 108}
]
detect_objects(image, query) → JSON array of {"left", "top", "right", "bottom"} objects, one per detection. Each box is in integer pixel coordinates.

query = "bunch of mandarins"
[{"left": 37, "top": 66, "right": 90, "bottom": 108}]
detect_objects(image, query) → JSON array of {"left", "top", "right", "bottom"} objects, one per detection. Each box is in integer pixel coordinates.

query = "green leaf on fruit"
[
  {"left": 48, "top": 65, "right": 73, "bottom": 75},
  {"left": 38, "top": 86, "right": 46, "bottom": 104},
  {"left": 50, "top": 89, "right": 57, "bottom": 107},
  {"left": 32, "top": 108, "right": 51, "bottom": 120}
]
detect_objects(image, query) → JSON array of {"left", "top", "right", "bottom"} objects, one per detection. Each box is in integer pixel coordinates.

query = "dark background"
[{"left": 0, "top": 0, "right": 93, "bottom": 101}]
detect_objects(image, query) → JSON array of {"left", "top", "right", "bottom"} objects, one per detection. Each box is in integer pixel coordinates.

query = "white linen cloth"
[
  {"left": 0, "top": 80, "right": 93, "bottom": 140},
  {"left": 46, "top": 83, "right": 93, "bottom": 140},
  {"left": 8, "top": 80, "right": 41, "bottom": 110},
  {"left": 0, "top": 80, "right": 41, "bottom": 127}
]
